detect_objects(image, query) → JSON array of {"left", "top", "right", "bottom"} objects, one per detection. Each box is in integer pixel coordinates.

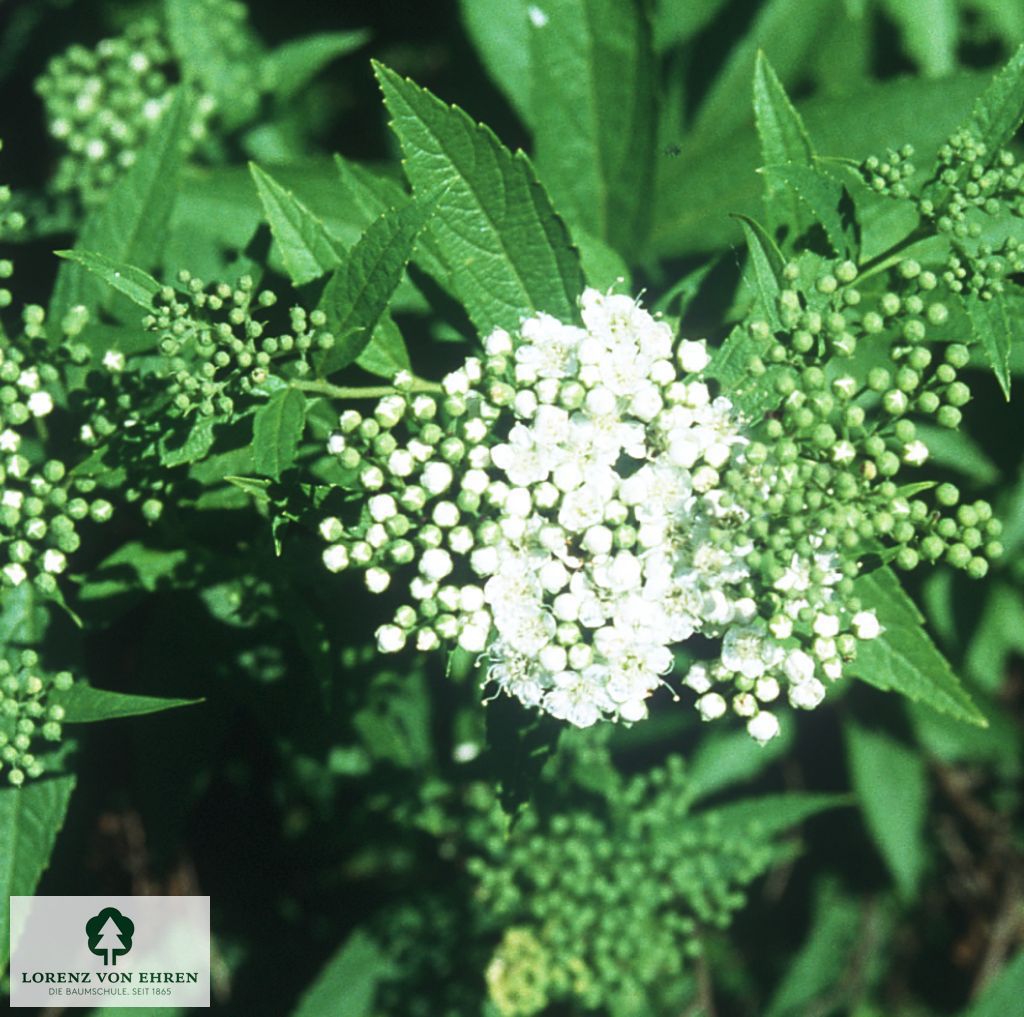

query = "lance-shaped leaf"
[
  {"left": 318, "top": 195, "right": 438, "bottom": 375},
  {"left": 0, "top": 774, "right": 76, "bottom": 969},
  {"left": 261, "top": 30, "right": 369, "bottom": 101},
  {"left": 457, "top": 0, "right": 532, "bottom": 124},
  {"left": 374, "top": 62, "right": 584, "bottom": 335},
  {"left": 753, "top": 50, "right": 814, "bottom": 235},
  {"left": 845, "top": 720, "right": 929, "bottom": 899},
  {"left": 528, "top": 0, "right": 656, "bottom": 253},
  {"left": 964, "top": 42, "right": 1024, "bottom": 157},
  {"left": 50, "top": 89, "right": 191, "bottom": 322},
  {"left": 250, "top": 164, "right": 342, "bottom": 285},
  {"left": 54, "top": 250, "right": 161, "bottom": 311},
  {"left": 251, "top": 387, "right": 307, "bottom": 479},
  {"left": 763, "top": 163, "right": 855, "bottom": 257},
  {"left": 51, "top": 683, "right": 201, "bottom": 722},
  {"left": 967, "top": 292, "right": 1014, "bottom": 400},
  {"left": 850, "top": 566, "right": 987, "bottom": 726}
]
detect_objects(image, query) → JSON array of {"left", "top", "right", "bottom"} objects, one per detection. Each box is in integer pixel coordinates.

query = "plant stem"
[{"left": 290, "top": 376, "right": 442, "bottom": 400}]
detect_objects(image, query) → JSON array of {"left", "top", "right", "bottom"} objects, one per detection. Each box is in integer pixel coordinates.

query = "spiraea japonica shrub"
[{"left": 2, "top": 2, "right": 1024, "bottom": 1015}]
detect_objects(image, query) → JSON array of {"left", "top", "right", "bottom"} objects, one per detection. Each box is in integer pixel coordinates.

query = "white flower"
[
  {"left": 27, "top": 392, "right": 54, "bottom": 417},
  {"left": 103, "top": 349, "right": 126, "bottom": 372},
  {"left": 365, "top": 567, "right": 390, "bottom": 593},
  {"left": 678, "top": 339, "right": 710, "bottom": 373},
  {"left": 697, "top": 692, "right": 727, "bottom": 721},
  {"left": 421, "top": 548, "right": 454, "bottom": 581},
  {"left": 747, "top": 711, "right": 781, "bottom": 743},
  {"left": 788, "top": 678, "right": 826, "bottom": 710},
  {"left": 422, "top": 461, "right": 454, "bottom": 495},
  {"left": 376, "top": 624, "right": 406, "bottom": 653},
  {"left": 852, "top": 610, "right": 882, "bottom": 640},
  {"left": 322, "top": 545, "right": 349, "bottom": 572}
]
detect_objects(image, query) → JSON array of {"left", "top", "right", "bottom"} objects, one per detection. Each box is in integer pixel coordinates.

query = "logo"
[{"left": 85, "top": 907, "right": 135, "bottom": 966}]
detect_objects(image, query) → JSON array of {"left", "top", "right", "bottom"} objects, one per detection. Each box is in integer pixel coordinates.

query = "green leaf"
[
  {"left": 289, "top": 929, "right": 393, "bottom": 1017},
  {"left": 653, "top": 73, "right": 987, "bottom": 257},
  {"left": 250, "top": 164, "right": 342, "bottom": 285},
  {"left": 913, "top": 423, "right": 1001, "bottom": 485},
  {"left": 764, "top": 880, "right": 861, "bottom": 1017},
  {"left": 159, "top": 415, "right": 218, "bottom": 468},
  {"left": 698, "top": 792, "right": 850, "bottom": 838},
  {"left": 845, "top": 720, "right": 929, "bottom": 899},
  {"left": 686, "top": 722, "right": 793, "bottom": 806},
  {"left": 261, "top": 30, "right": 369, "bottom": 101},
  {"left": 374, "top": 62, "right": 584, "bottom": 335},
  {"left": 0, "top": 774, "right": 76, "bottom": 970},
  {"left": 78, "top": 543, "right": 188, "bottom": 600},
  {"left": 736, "top": 215, "right": 784, "bottom": 330},
  {"left": 963, "top": 42, "right": 1024, "bottom": 158},
  {"left": 51, "top": 683, "right": 201, "bottom": 723},
  {"left": 881, "top": 0, "right": 958, "bottom": 78},
  {"left": 457, "top": 0, "right": 532, "bottom": 123},
  {"left": 50, "top": 89, "right": 191, "bottom": 322},
  {"left": 850, "top": 566, "right": 987, "bottom": 727},
  {"left": 251, "top": 388, "right": 307, "bottom": 479},
  {"left": 318, "top": 196, "right": 437, "bottom": 374},
  {"left": 707, "top": 323, "right": 784, "bottom": 418},
  {"left": 691, "top": 0, "right": 834, "bottom": 141},
  {"left": 967, "top": 292, "right": 1013, "bottom": 399},
  {"left": 958, "top": 951, "right": 1024, "bottom": 1017},
  {"left": 355, "top": 313, "right": 411, "bottom": 378},
  {"left": 763, "top": 163, "right": 853, "bottom": 256},
  {"left": 753, "top": 50, "right": 814, "bottom": 235},
  {"left": 165, "top": 0, "right": 261, "bottom": 127},
  {"left": 528, "top": 0, "right": 656, "bottom": 252},
  {"left": 53, "top": 250, "right": 161, "bottom": 310},
  {"left": 652, "top": 0, "right": 729, "bottom": 51}
]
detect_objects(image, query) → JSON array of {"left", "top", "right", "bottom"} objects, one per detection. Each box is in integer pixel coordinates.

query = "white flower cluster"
[{"left": 319, "top": 289, "right": 882, "bottom": 742}]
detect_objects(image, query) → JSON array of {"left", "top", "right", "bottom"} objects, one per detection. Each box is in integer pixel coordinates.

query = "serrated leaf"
[
  {"left": 763, "top": 163, "right": 853, "bottom": 256},
  {"left": 318, "top": 197, "right": 437, "bottom": 374},
  {"left": 850, "top": 566, "right": 987, "bottom": 727},
  {"left": 457, "top": 0, "right": 532, "bottom": 123},
  {"left": 0, "top": 774, "right": 76, "bottom": 969},
  {"left": 845, "top": 720, "right": 928, "bottom": 899},
  {"left": 160, "top": 415, "right": 218, "bottom": 468},
  {"left": 881, "top": 0, "right": 958, "bottom": 78},
  {"left": 753, "top": 50, "right": 814, "bottom": 235},
  {"left": 654, "top": 73, "right": 986, "bottom": 257},
  {"left": 51, "top": 683, "right": 201, "bottom": 723},
  {"left": 967, "top": 292, "right": 1013, "bottom": 399},
  {"left": 964, "top": 42, "right": 1024, "bottom": 157},
  {"left": 250, "top": 163, "right": 342, "bottom": 285},
  {"left": 289, "top": 929, "right": 393, "bottom": 1017},
  {"left": 78, "top": 543, "right": 188, "bottom": 601},
  {"left": 356, "top": 313, "right": 411, "bottom": 378},
  {"left": 736, "top": 215, "right": 784, "bottom": 330},
  {"left": 261, "top": 30, "right": 369, "bottom": 101},
  {"left": 375, "top": 62, "right": 584, "bottom": 336},
  {"left": 50, "top": 89, "right": 191, "bottom": 322},
  {"left": 707, "top": 323, "right": 786, "bottom": 418},
  {"left": 251, "top": 388, "right": 306, "bottom": 479},
  {"left": 53, "top": 250, "right": 161, "bottom": 310},
  {"left": 528, "top": 0, "right": 655, "bottom": 252}
]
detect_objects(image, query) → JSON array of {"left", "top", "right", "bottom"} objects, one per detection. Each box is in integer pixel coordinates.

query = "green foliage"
[{"left": 1, "top": 5, "right": 1022, "bottom": 1017}]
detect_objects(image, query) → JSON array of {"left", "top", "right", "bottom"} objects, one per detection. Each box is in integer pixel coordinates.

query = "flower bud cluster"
[
  {"left": 35, "top": 19, "right": 215, "bottom": 208},
  {"left": 860, "top": 144, "right": 916, "bottom": 200},
  {"left": 0, "top": 652, "right": 73, "bottom": 786},
  {"left": 144, "top": 273, "right": 334, "bottom": 418},
  {"left": 472, "top": 754, "right": 774, "bottom": 1015},
  {"left": 320, "top": 287, "right": 899, "bottom": 740},
  {"left": 0, "top": 321, "right": 114, "bottom": 595}
]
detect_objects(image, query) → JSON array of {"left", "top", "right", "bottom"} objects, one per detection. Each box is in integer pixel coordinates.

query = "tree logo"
[{"left": 85, "top": 907, "right": 135, "bottom": 966}]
